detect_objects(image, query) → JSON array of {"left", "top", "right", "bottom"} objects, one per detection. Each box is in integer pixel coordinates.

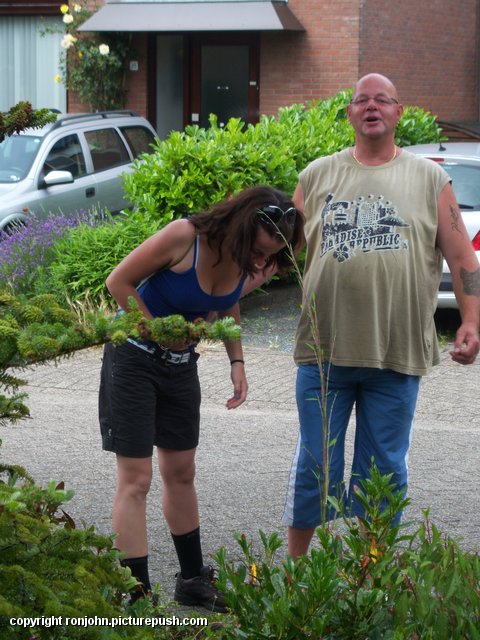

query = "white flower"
[
  {"left": 73, "top": 3, "right": 82, "bottom": 12},
  {"left": 63, "top": 13, "right": 74, "bottom": 24},
  {"left": 98, "top": 44, "right": 110, "bottom": 56},
  {"left": 60, "top": 33, "right": 77, "bottom": 49}
]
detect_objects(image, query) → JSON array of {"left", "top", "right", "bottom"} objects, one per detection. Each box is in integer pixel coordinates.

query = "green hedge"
[{"left": 38, "top": 92, "right": 443, "bottom": 304}]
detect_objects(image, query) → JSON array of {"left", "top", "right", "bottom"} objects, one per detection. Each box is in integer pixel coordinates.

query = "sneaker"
[{"left": 174, "top": 566, "right": 227, "bottom": 613}]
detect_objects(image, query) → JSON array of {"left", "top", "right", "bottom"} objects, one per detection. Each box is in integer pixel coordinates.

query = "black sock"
[
  {"left": 120, "top": 555, "right": 152, "bottom": 601},
  {"left": 171, "top": 527, "right": 203, "bottom": 579}
]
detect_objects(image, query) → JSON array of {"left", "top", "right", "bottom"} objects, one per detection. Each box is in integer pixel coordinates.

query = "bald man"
[{"left": 283, "top": 73, "right": 480, "bottom": 558}]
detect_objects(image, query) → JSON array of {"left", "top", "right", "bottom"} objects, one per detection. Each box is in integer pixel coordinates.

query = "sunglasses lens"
[
  {"left": 261, "top": 206, "right": 282, "bottom": 220},
  {"left": 284, "top": 208, "right": 296, "bottom": 225},
  {"left": 259, "top": 205, "right": 296, "bottom": 226}
]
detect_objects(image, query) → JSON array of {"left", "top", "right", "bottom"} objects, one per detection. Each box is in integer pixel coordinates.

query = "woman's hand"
[{"left": 226, "top": 361, "right": 248, "bottom": 409}]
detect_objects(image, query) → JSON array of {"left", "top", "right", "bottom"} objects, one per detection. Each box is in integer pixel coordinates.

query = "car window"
[
  {"left": 85, "top": 128, "right": 130, "bottom": 172},
  {"left": 120, "top": 126, "right": 156, "bottom": 157},
  {"left": 43, "top": 134, "right": 87, "bottom": 178},
  {"left": 441, "top": 162, "right": 480, "bottom": 209},
  {"left": 0, "top": 135, "right": 42, "bottom": 183}
]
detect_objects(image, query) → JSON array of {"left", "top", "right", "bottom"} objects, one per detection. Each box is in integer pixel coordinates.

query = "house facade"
[{"left": 2, "top": 0, "right": 479, "bottom": 138}]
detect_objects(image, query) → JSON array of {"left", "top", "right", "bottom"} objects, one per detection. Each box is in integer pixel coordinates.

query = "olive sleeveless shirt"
[{"left": 294, "top": 149, "right": 451, "bottom": 375}]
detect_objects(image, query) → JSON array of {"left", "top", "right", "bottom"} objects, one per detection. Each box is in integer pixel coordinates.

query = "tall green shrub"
[
  {"left": 38, "top": 90, "right": 443, "bottom": 304},
  {"left": 123, "top": 90, "right": 443, "bottom": 223}
]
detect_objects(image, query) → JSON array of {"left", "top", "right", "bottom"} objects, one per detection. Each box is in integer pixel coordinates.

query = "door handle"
[{"left": 86, "top": 187, "right": 95, "bottom": 198}]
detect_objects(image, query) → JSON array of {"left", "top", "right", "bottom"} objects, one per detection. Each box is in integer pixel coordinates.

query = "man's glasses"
[
  {"left": 257, "top": 205, "right": 296, "bottom": 227},
  {"left": 350, "top": 94, "right": 399, "bottom": 107}
]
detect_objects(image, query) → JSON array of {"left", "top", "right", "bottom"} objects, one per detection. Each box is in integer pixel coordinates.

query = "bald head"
[{"left": 353, "top": 74, "right": 399, "bottom": 102}]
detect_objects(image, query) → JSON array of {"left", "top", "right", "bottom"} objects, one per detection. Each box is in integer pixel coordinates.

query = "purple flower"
[{"left": 0, "top": 212, "right": 97, "bottom": 294}]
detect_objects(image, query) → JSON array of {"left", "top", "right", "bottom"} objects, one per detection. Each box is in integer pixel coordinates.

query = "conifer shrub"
[
  {"left": 0, "top": 467, "right": 136, "bottom": 640},
  {"left": 0, "top": 291, "right": 238, "bottom": 638},
  {"left": 0, "top": 465, "right": 219, "bottom": 639},
  {"left": 0, "top": 290, "right": 240, "bottom": 424}
]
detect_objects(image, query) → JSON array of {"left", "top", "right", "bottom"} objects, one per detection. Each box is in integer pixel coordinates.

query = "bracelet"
[{"left": 230, "top": 359, "right": 245, "bottom": 365}]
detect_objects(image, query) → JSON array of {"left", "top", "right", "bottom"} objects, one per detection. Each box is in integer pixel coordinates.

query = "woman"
[{"left": 99, "top": 185, "right": 302, "bottom": 611}]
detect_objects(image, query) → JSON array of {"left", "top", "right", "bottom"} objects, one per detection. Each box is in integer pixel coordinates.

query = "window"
[
  {"left": 442, "top": 163, "right": 480, "bottom": 209},
  {"left": 0, "top": 134, "right": 41, "bottom": 183},
  {"left": 43, "top": 134, "right": 86, "bottom": 178},
  {"left": 120, "top": 126, "right": 156, "bottom": 157},
  {"left": 0, "top": 16, "right": 66, "bottom": 112},
  {"left": 85, "top": 128, "right": 130, "bottom": 172}
]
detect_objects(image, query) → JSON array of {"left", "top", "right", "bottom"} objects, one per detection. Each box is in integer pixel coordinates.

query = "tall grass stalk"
[{"left": 275, "top": 231, "right": 337, "bottom": 526}]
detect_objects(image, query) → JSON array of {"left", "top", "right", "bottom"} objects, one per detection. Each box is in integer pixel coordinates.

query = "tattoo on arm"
[
  {"left": 460, "top": 267, "right": 480, "bottom": 296},
  {"left": 450, "top": 204, "right": 463, "bottom": 235}
]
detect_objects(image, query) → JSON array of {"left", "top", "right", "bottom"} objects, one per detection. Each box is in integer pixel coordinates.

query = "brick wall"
[
  {"left": 67, "top": 33, "right": 148, "bottom": 115},
  {"left": 260, "top": 0, "right": 360, "bottom": 116},
  {"left": 358, "top": 0, "right": 479, "bottom": 121},
  {"left": 123, "top": 35, "right": 149, "bottom": 116},
  {"left": 66, "top": 0, "right": 479, "bottom": 123}
]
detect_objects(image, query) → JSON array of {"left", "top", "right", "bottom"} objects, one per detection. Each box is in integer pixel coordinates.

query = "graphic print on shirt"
[{"left": 321, "top": 193, "right": 410, "bottom": 262}]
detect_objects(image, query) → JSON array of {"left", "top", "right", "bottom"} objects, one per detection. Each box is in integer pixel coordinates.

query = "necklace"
[{"left": 352, "top": 146, "right": 397, "bottom": 165}]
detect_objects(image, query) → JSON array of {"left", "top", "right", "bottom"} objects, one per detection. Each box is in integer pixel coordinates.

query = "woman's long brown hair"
[{"left": 189, "top": 185, "right": 303, "bottom": 277}]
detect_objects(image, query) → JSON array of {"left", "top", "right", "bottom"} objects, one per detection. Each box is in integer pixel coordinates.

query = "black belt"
[{"left": 126, "top": 338, "right": 195, "bottom": 364}]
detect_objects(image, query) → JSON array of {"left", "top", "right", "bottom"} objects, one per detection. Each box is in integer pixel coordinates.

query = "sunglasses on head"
[{"left": 257, "top": 205, "right": 297, "bottom": 227}]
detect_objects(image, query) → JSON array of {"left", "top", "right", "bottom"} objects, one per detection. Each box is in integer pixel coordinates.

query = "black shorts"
[{"left": 99, "top": 341, "right": 201, "bottom": 457}]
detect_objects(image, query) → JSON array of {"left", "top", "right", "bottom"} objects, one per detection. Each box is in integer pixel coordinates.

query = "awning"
[{"left": 78, "top": 1, "right": 304, "bottom": 32}]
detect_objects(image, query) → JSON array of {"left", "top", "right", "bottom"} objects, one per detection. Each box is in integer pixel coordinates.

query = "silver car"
[
  {"left": 406, "top": 142, "right": 480, "bottom": 309},
  {"left": 0, "top": 111, "right": 157, "bottom": 232}
]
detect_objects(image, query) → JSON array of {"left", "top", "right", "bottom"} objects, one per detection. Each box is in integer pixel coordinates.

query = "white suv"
[{"left": 0, "top": 111, "right": 157, "bottom": 232}]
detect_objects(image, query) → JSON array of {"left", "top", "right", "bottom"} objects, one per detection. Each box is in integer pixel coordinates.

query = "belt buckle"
[{"left": 167, "top": 351, "right": 183, "bottom": 365}]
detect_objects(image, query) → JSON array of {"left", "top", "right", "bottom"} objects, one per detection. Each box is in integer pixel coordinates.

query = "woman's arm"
[{"left": 218, "top": 302, "right": 248, "bottom": 409}]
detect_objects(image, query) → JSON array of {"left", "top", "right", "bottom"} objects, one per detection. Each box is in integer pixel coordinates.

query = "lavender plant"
[{"left": 0, "top": 212, "right": 96, "bottom": 295}]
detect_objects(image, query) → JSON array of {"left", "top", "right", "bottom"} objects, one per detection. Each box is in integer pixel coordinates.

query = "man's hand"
[{"left": 450, "top": 321, "right": 480, "bottom": 364}]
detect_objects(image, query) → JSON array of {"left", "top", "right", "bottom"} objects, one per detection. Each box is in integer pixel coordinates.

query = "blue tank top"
[{"left": 137, "top": 235, "right": 247, "bottom": 321}]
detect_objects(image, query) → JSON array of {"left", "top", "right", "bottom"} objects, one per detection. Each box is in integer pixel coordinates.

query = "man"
[{"left": 282, "top": 73, "right": 480, "bottom": 559}]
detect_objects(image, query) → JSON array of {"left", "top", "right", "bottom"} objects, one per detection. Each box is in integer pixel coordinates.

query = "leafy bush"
[
  {"left": 40, "top": 91, "right": 437, "bottom": 304},
  {"left": 214, "top": 467, "right": 480, "bottom": 640},
  {"left": 35, "top": 210, "right": 159, "bottom": 303},
  {"left": 395, "top": 105, "right": 446, "bottom": 148},
  {"left": 33, "top": 90, "right": 442, "bottom": 305},
  {"left": 123, "top": 91, "right": 443, "bottom": 223}
]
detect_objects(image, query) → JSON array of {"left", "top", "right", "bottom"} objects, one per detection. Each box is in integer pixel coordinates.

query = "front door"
[{"left": 188, "top": 34, "right": 259, "bottom": 129}]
